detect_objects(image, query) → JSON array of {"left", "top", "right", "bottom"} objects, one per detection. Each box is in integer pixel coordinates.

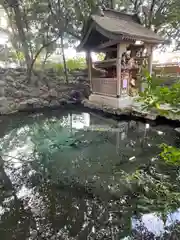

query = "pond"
[{"left": 0, "top": 107, "right": 180, "bottom": 239}]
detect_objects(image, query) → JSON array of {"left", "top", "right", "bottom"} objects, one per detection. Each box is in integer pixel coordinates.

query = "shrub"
[
  {"left": 66, "top": 57, "right": 86, "bottom": 70},
  {"left": 42, "top": 57, "right": 86, "bottom": 74}
]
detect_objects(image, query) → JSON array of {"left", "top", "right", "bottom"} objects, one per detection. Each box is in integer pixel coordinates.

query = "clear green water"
[{"left": 0, "top": 108, "right": 180, "bottom": 239}]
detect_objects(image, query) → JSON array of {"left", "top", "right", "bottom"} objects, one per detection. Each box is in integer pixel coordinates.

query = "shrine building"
[{"left": 77, "top": 8, "right": 164, "bottom": 108}]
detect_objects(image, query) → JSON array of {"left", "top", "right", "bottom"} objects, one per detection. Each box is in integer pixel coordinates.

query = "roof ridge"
[
  {"left": 104, "top": 8, "right": 135, "bottom": 17},
  {"left": 100, "top": 8, "right": 141, "bottom": 24}
]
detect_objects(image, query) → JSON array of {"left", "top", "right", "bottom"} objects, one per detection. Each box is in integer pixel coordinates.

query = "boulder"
[
  {"left": 40, "top": 85, "right": 49, "bottom": 92},
  {"left": 40, "top": 100, "right": 49, "bottom": 107},
  {"left": 19, "top": 98, "right": 42, "bottom": 110},
  {"left": 41, "top": 93, "right": 50, "bottom": 99},
  {"left": 69, "top": 90, "right": 83, "bottom": 102},
  {"left": 27, "top": 98, "right": 41, "bottom": 106},
  {"left": 50, "top": 100, "right": 60, "bottom": 107},
  {"left": 59, "top": 98, "right": 67, "bottom": 105},
  {"left": 49, "top": 89, "right": 58, "bottom": 98},
  {"left": 5, "top": 75, "right": 15, "bottom": 82},
  {"left": 14, "top": 90, "right": 26, "bottom": 98},
  {"left": 5, "top": 86, "right": 17, "bottom": 97},
  {"left": 175, "top": 128, "right": 180, "bottom": 133},
  {"left": 18, "top": 101, "right": 28, "bottom": 110}
]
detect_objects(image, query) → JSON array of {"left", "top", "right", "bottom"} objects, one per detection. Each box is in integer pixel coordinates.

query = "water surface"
[{"left": 0, "top": 109, "right": 180, "bottom": 239}]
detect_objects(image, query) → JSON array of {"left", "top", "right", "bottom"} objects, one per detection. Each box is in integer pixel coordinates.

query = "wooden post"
[
  {"left": 148, "top": 46, "right": 153, "bottom": 76},
  {"left": 145, "top": 44, "right": 153, "bottom": 75},
  {"left": 87, "top": 51, "right": 92, "bottom": 92},
  {"left": 141, "top": 44, "right": 153, "bottom": 92},
  {"left": 116, "top": 43, "right": 126, "bottom": 97}
]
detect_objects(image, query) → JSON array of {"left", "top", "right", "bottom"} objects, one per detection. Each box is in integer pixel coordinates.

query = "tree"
[
  {"left": 41, "top": 41, "right": 57, "bottom": 67},
  {"left": 0, "top": 0, "right": 60, "bottom": 79},
  {"left": 115, "top": 0, "right": 180, "bottom": 48},
  {"left": 69, "top": 0, "right": 180, "bottom": 50},
  {"left": 0, "top": 0, "right": 179, "bottom": 78}
]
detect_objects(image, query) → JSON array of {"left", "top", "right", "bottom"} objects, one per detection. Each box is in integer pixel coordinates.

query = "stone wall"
[{"left": 0, "top": 68, "right": 89, "bottom": 114}]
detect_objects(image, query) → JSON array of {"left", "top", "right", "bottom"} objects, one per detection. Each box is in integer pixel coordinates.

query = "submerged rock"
[{"left": 175, "top": 128, "right": 180, "bottom": 133}]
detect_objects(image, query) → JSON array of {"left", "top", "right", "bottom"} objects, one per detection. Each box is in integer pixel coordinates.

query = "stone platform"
[
  {"left": 89, "top": 94, "right": 134, "bottom": 109},
  {"left": 83, "top": 97, "right": 180, "bottom": 122}
]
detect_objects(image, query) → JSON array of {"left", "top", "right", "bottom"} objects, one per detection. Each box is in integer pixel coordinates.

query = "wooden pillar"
[
  {"left": 141, "top": 44, "right": 153, "bottom": 92},
  {"left": 87, "top": 51, "right": 92, "bottom": 92},
  {"left": 116, "top": 43, "right": 127, "bottom": 97},
  {"left": 148, "top": 48, "right": 153, "bottom": 76},
  {"left": 146, "top": 45, "right": 153, "bottom": 75}
]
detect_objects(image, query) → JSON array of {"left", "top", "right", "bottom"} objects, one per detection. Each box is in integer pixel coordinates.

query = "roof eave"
[
  {"left": 77, "top": 14, "right": 165, "bottom": 51},
  {"left": 76, "top": 21, "right": 95, "bottom": 52}
]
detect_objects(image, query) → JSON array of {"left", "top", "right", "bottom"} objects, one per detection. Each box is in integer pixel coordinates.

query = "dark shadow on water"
[{"left": 0, "top": 108, "right": 180, "bottom": 239}]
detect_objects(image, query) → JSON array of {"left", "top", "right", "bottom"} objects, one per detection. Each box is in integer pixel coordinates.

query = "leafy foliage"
[
  {"left": 139, "top": 72, "right": 180, "bottom": 111},
  {"left": 1, "top": 0, "right": 180, "bottom": 73},
  {"left": 138, "top": 71, "right": 180, "bottom": 171},
  {"left": 116, "top": 157, "right": 180, "bottom": 219},
  {"left": 160, "top": 144, "right": 180, "bottom": 165},
  {"left": 66, "top": 57, "right": 86, "bottom": 70},
  {"left": 41, "top": 57, "right": 86, "bottom": 74}
]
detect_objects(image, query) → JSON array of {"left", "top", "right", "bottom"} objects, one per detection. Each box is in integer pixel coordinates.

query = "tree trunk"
[
  {"left": 60, "top": 35, "right": 68, "bottom": 84},
  {"left": 85, "top": 53, "right": 88, "bottom": 67},
  {"left": 13, "top": 5, "right": 32, "bottom": 70},
  {"left": 148, "top": 0, "right": 156, "bottom": 29},
  {"left": 111, "top": 0, "right": 116, "bottom": 9},
  {"left": 42, "top": 51, "right": 49, "bottom": 69},
  {"left": 104, "top": 0, "right": 115, "bottom": 9},
  {"left": 27, "top": 38, "right": 58, "bottom": 82}
]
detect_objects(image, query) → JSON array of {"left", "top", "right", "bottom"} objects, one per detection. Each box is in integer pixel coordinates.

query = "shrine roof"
[{"left": 77, "top": 9, "right": 164, "bottom": 51}]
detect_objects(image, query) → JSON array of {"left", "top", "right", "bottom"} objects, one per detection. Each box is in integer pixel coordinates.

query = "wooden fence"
[{"left": 91, "top": 78, "right": 117, "bottom": 97}]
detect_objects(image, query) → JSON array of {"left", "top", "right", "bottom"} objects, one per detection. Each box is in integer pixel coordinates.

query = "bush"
[
  {"left": 41, "top": 57, "right": 86, "bottom": 74},
  {"left": 66, "top": 57, "right": 86, "bottom": 70}
]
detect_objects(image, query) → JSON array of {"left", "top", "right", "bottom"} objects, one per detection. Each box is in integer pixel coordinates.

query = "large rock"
[
  {"left": 40, "top": 85, "right": 49, "bottom": 92},
  {"left": 5, "top": 86, "right": 17, "bottom": 97},
  {"left": 18, "top": 101, "right": 27, "bottom": 110},
  {"left": 49, "top": 89, "right": 58, "bottom": 98},
  {"left": 5, "top": 75, "right": 14, "bottom": 82},
  {"left": 40, "top": 100, "right": 49, "bottom": 107},
  {"left": 50, "top": 100, "right": 60, "bottom": 107},
  {"left": 175, "top": 128, "right": 180, "bottom": 133},
  {"left": 19, "top": 98, "right": 42, "bottom": 110},
  {"left": 27, "top": 98, "right": 41, "bottom": 107},
  {"left": 14, "top": 90, "right": 26, "bottom": 98},
  {"left": 69, "top": 90, "right": 83, "bottom": 102},
  {"left": 41, "top": 93, "right": 50, "bottom": 99}
]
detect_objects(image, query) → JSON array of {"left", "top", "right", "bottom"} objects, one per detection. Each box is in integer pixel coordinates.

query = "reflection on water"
[
  {"left": 0, "top": 109, "right": 179, "bottom": 239},
  {"left": 132, "top": 210, "right": 180, "bottom": 237}
]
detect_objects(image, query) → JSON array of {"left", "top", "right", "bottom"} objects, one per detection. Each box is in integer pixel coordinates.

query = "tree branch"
[
  {"left": 148, "top": 0, "right": 156, "bottom": 28},
  {"left": 27, "top": 36, "right": 59, "bottom": 80}
]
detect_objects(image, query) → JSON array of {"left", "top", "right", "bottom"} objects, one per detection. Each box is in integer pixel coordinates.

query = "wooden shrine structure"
[{"left": 77, "top": 8, "right": 164, "bottom": 108}]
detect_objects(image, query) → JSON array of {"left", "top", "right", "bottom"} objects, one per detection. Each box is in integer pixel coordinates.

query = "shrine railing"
[{"left": 91, "top": 78, "right": 117, "bottom": 97}]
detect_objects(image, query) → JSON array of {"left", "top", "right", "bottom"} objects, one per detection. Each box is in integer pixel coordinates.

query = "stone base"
[
  {"left": 89, "top": 94, "right": 134, "bottom": 109},
  {"left": 83, "top": 97, "right": 157, "bottom": 121}
]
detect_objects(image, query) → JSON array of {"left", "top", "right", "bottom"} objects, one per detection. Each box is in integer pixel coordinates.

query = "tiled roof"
[
  {"left": 77, "top": 9, "right": 164, "bottom": 51},
  {"left": 92, "top": 9, "right": 163, "bottom": 42}
]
